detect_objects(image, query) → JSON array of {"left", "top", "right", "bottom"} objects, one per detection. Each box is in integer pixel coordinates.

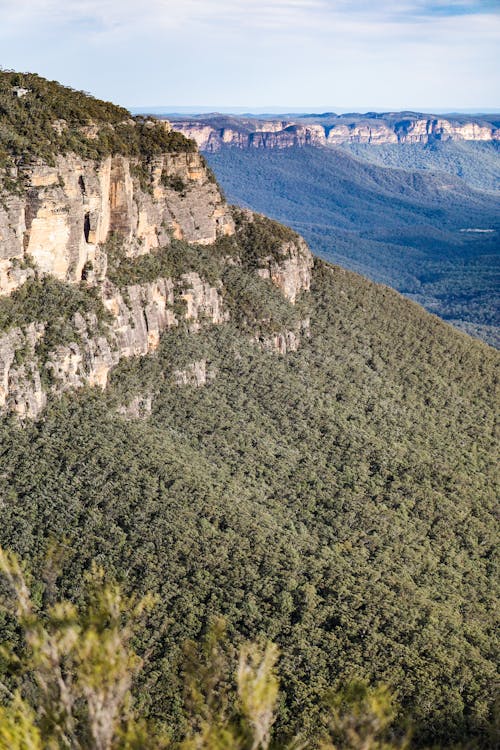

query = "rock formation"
[
  {"left": 0, "top": 151, "right": 234, "bottom": 294},
  {"left": 0, "top": 136, "right": 313, "bottom": 418},
  {"left": 170, "top": 115, "right": 500, "bottom": 151}
]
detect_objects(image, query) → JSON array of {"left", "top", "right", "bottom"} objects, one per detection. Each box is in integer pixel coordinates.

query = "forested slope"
[
  {"left": 0, "top": 71, "right": 498, "bottom": 748},
  {"left": 0, "top": 255, "right": 498, "bottom": 747},
  {"left": 206, "top": 145, "right": 500, "bottom": 346}
]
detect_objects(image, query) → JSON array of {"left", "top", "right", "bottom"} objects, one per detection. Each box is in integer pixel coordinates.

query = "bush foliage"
[
  {"left": 0, "top": 548, "right": 415, "bottom": 749},
  {"left": 0, "top": 70, "right": 196, "bottom": 172}
]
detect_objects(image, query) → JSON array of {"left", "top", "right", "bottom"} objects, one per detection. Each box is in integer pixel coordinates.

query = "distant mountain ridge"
[
  {"left": 165, "top": 112, "right": 500, "bottom": 151},
  {"left": 156, "top": 110, "right": 500, "bottom": 346}
]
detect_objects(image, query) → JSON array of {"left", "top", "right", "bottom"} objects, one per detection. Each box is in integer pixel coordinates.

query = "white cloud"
[
  {"left": 1, "top": 0, "right": 498, "bottom": 36},
  {"left": 0, "top": 0, "right": 328, "bottom": 32},
  {"left": 0, "top": 0, "right": 497, "bottom": 107}
]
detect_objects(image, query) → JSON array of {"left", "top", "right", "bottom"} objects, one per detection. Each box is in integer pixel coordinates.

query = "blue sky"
[{"left": 0, "top": 0, "right": 498, "bottom": 110}]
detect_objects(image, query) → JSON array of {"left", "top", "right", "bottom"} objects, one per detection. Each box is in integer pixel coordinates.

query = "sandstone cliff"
[
  {"left": 0, "top": 150, "right": 234, "bottom": 294},
  {"left": 0, "top": 141, "right": 313, "bottom": 418},
  {"left": 170, "top": 115, "right": 500, "bottom": 151}
]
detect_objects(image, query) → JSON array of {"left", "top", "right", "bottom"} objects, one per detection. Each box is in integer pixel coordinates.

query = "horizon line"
[{"left": 129, "top": 106, "right": 500, "bottom": 115}]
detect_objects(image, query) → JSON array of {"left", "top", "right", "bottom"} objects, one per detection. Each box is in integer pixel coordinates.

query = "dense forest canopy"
[
  {"left": 0, "top": 253, "right": 498, "bottom": 747},
  {"left": 205, "top": 144, "right": 500, "bottom": 347}
]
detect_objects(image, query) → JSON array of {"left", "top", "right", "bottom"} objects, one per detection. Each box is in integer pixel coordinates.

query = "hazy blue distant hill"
[
  {"left": 206, "top": 146, "right": 500, "bottom": 346},
  {"left": 341, "top": 140, "right": 500, "bottom": 194}
]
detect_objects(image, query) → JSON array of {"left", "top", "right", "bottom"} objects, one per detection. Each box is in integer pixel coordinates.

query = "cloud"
[
  {"left": 1, "top": 0, "right": 327, "bottom": 32},
  {"left": 1, "top": 0, "right": 498, "bottom": 36},
  {"left": 0, "top": 0, "right": 497, "bottom": 107}
]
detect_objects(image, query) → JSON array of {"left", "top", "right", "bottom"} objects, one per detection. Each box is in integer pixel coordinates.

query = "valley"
[{"left": 166, "top": 113, "right": 500, "bottom": 346}]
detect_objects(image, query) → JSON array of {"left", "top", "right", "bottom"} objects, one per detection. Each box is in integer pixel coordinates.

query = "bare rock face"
[
  {"left": 235, "top": 209, "right": 313, "bottom": 304},
  {"left": 256, "top": 236, "right": 313, "bottom": 304},
  {"left": 0, "top": 270, "right": 227, "bottom": 417},
  {"left": 102, "top": 278, "right": 177, "bottom": 357},
  {"left": 327, "top": 123, "right": 398, "bottom": 145},
  {"left": 395, "top": 119, "right": 497, "bottom": 144},
  {"left": 173, "top": 359, "right": 215, "bottom": 387},
  {"left": 249, "top": 124, "right": 326, "bottom": 149},
  {"left": 253, "top": 318, "right": 310, "bottom": 355},
  {"left": 0, "top": 141, "right": 314, "bottom": 418},
  {"left": 177, "top": 122, "right": 329, "bottom": 151},
  {"left": 0, "top": 323, "right": 47, "bottom": 417},
  {"left": 0, "top": 151, "right": 234, "bottom": 294},
  {"left": 180, "top": 272, "right": 229, "bottom": 331},
  {"left": 172, "top": 117, "right": 500, "bottom": 151}
]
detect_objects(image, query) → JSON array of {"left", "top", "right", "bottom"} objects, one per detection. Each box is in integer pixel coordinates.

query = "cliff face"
[
  {"left": 171, "top": 116, "right": 500, "bottom": 151},
  {"left": 0, "top": 142, "right": 312, "bottom": 418},
  {"left": 0, "top": 271, "right": 229, "bottom": 417},
  {"left": 0, "top": 151, "right": 234, "bottom": 294}
]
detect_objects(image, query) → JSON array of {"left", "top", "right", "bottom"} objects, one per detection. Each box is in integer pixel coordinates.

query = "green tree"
[
  {"left": 0, "top": 548, "right": 164, "bottom": 750},
  {"left": 319, "top": 680, "right": 409, "bottom": 750}
]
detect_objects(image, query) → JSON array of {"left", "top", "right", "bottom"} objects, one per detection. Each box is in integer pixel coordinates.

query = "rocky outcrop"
[
  {"left": 173, "top": 359, "right": 215, "bottom": 387},
  {"left": 256, "top": 236, "right": 313, "bottom": 304},
  {"left": 0, "top": 271, "right": 227, "bottom": 417},
  {"left": 0, "top": 323, "right": 46, "bottom": 418},
  {"left": 253, "top": 318, "right": 310, "bottom": 355},
  {"left": 394, "top": 119, "right": 496, "bottom": 144},
  {"left": 0, "top": 216, "right": 314, "bottom": 417},
  {"left": 236, "top": 209, "right": 313, "bottom": 304},
  {"left": 326, "top": 123, "right": 398, "bottom": 145},
  {"left": 171, "top": 116, "right": 500, "bottom": 151},
  {"left": 0, "top": 124, "right": 314, "bottom": 418},
  {"left": 0, "top": 151, "right": 234, "bottom": 294},
  {"left": 118, "top": 393, "right": 153, "bottom": 418},
  {"left": 175, "top": 122, "right": 328, "bottom": 151}
]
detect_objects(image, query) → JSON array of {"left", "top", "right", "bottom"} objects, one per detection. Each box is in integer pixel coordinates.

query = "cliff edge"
[{"left": 0, "top": 72, "right": 312, "bottom": 417}]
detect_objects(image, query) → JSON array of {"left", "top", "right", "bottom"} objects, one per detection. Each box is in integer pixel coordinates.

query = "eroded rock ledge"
[
  {"left": 172, "top": 117, "right": 500, "bottom": 151},
  {"left": 0, "top": 272, "right": 228, "bottom": 417},
  {"left": 0, "top": 151, "right": 313, "bottom": 418},
  {"left": 0, "top": 151, "right": 234, "bottom": 295}
]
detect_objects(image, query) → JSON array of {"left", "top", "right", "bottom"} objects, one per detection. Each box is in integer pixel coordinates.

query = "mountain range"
[
  {"left": 0, "top": 72, "right": 498, "bottom": 748},
  {"left": 168, "top": 112, "right": 500, "bottom": 151}
]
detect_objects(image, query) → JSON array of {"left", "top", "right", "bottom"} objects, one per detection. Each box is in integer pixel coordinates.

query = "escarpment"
[
  {"left": 0, "top": 270, "right": 231, "bottom": 417},
  {"left": 0, "top": 132, "right": 312, "bottom": 417},
  {"left": 0, "top": 150, "right": 234, "bottom": 291},
  {"left": 0, "top": 69, "right": 324, "bottom": 417},
  {"left": 171, "top": 115, "right": 500, "bottom": 151}
]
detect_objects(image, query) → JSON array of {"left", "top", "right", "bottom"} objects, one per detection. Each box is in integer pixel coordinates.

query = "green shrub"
[{"left": 0, "top": 71, "right": 196, "bottom": 173}]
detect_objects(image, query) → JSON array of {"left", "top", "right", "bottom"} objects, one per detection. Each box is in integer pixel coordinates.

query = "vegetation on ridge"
[
  {"left": 206, "top": 145, "right": 500, "bottom": 346},
  {"left": 0, "top": 274, "right": 109, "bottom": 335},
  {"left": 0, "top": 70, "right": 498, "bottom": 749},
  {"left": 0, "top": 70, "right": 196, "bottom": 172},
  {"left": 0, "top": 547, "right": 419, "bottom": 749}
]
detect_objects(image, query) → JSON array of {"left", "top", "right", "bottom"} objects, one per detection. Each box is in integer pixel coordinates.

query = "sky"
[{"left": 0, "top": 0, "right": 499, "bottom": 111}]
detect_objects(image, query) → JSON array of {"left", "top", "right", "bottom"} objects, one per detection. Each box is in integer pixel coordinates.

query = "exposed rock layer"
[
  {"left": 171, "top": 117, "right": 500, "bottom": 152},
  {"left": 0, "top": 150, "right": 313, "bottom": 417},
  {"left": 0, "top": 272, "right": 228, "bottom": 417},
  {"left": 0, "top": 151, "right": 234, "bottom": 294}
]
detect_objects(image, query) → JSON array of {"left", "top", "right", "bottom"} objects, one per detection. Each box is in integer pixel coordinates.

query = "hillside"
[
  {"left": 342, "top": 140, "right": 500, "bottom": 194},
  {"left": 205, "top": 145, "right": 500, "bottom": 346},
  {"left": 0, "top": 72, "right": 499, "bottom": 748}
]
